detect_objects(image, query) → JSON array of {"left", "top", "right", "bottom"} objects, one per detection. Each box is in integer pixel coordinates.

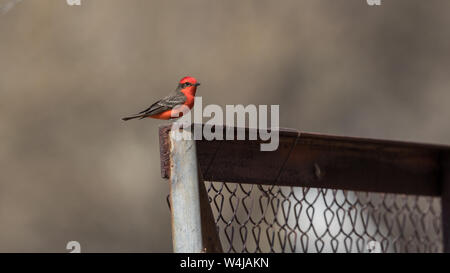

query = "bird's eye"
[{"left": 184, "top": 82, "right": 191, "bottom": 87}]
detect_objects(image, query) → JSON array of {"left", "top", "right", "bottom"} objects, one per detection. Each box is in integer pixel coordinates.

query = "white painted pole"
[{"left": 169, "top": 128, "right": 204, "bottom": 253}]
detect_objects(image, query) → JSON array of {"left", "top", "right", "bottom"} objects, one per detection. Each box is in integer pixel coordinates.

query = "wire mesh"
[{"left": 204, "top": 181, "right": 443, "bottom": 253}]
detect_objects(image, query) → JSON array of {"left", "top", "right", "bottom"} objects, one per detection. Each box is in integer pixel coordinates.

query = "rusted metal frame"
[
  {"left": 160, "top": 124, "right": 450, "bottom": 196},
  {"left": 159, "top": 124, "right": 450, "bottom": 252},
  {"left": 164, "top": 127, "right": 222, "bottom": 253}
]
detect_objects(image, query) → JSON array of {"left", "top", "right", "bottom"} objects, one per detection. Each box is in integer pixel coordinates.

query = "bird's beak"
[{"left": 195, "top": 83, "right": 201, "bottom": 87}]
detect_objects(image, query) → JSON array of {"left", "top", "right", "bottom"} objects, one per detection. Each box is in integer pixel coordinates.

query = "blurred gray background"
[{"left": 0, "top": 0, "right": 449, "bottom": 252}]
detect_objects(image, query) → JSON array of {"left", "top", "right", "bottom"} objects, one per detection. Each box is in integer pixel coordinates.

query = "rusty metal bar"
[{"left": 160, "top": 124, "right": 450, "bottom": 196}]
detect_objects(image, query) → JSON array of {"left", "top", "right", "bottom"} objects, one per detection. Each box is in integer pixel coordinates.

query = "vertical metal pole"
[
  {"left": 441, "top": 152, "right": 450, "bottom": 253},
  {"left": 169, "top": 128, "right": 204, "bottom": 252}
]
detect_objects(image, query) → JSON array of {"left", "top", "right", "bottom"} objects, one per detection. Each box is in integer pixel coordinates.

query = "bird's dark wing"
[
  {"left": 122, "top": 87, "right": 187, "bottom": 121},
  {"left": 137, "top": 91, "right": 187, "bottom": 118}
]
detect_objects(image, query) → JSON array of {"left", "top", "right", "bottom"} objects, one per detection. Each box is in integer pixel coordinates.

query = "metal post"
[
  {"left": 169, "top": 128, "right": 203, "bottom": 252},
  {"left": 168, "top": 128, "right": 223, "bottom": 253}
]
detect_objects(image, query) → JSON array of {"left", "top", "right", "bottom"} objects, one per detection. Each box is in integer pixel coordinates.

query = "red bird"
[{"left": 122, "top": 76, "right": 200, "bottom": 121}]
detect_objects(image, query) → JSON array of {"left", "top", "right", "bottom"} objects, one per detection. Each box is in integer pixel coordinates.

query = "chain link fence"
[{"left": 204, "top": 181, "right": 443, "bottom": 253}]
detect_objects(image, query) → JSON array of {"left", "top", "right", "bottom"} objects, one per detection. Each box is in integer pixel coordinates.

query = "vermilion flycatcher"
[{"left": 122, "top": 76, "right": 200, "bottom": 121}]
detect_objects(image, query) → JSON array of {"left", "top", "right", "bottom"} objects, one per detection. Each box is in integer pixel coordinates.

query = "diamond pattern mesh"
[{"left": 205, "top": 181, "right": 443, "bottom": 253}]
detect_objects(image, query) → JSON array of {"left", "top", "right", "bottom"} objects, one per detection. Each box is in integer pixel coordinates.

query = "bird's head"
[{"left": 178, "top": 76, "right": 200, "bottom": 96}]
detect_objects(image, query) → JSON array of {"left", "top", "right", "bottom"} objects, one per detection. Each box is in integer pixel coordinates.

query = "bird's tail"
[{"left": 122, "top": 114, "right": 145, "bottom": 121}]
